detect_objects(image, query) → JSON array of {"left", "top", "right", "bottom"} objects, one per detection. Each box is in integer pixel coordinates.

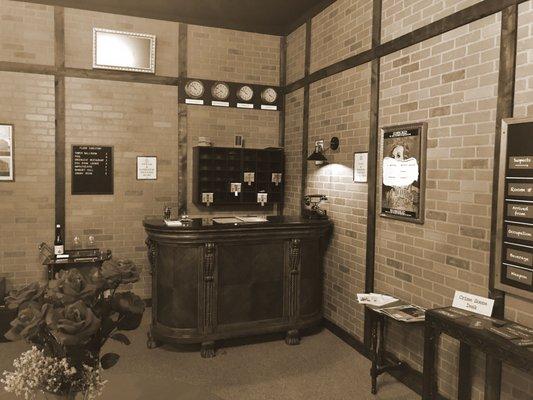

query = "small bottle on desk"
[{"left": 54, "top": 224, "right": 64, "bottom": 256}]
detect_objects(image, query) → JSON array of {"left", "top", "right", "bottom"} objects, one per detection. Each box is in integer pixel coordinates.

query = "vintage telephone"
[{"left": 303, "top": 194, "right": 328, "bottom": 219}]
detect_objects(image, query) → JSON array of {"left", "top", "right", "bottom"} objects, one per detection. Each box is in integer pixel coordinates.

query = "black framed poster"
[
  {"left": 494, "top": 117, "right": 533, "bottom": 300},
  {"left": 72, "top": 145, "right": 113, "bottom": 195},
  {"left": 380, "top": 122, "right": 427, "bottom": 224}
]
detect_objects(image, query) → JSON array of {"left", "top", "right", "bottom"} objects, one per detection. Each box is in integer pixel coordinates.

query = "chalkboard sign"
[
  {"left": 72, "top": 145, "right": 113, "bottom": 195},
  {"left": 494, "top": 118, "right": 533, "bottom": 300}
]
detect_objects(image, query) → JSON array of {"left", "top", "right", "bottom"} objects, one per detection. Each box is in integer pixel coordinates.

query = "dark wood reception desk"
[{"left": 143, "top": 216, "right": 332, "bottom": 357}]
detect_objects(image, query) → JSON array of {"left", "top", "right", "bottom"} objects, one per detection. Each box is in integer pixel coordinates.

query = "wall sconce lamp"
[{"left": 307, "top": 137, "right": 340, "bottom": 165}]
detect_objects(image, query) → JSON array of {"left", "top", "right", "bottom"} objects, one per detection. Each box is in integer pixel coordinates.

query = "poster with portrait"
[
  {"left": 0, "top": 124, "right": 14, "bottom": 181},
  {"left": 380, "top": 122, "right": 427, "bottom": 224}
]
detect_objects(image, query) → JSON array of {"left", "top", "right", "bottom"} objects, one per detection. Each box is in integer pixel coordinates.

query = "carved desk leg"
[
  {"left": 201, "top": 341, "right": 215, "bottom": 358},
  {"left": 147, "top": 330, "right": 161, "bottom": 349},
  {"left": 422, "top": 320, "right": 439, "bottom": 400},
  {"left": 285, "top": 239, "right": 301, "bottom": 346}
]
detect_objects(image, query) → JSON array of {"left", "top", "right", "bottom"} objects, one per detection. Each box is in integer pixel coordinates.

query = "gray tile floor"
[{"left": 0, "top": 311, "right": 418, "bottom": 400}]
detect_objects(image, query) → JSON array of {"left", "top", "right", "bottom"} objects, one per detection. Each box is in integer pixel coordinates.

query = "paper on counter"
[
  {"left": 357, "top": 293, "right": 398, "bottom": 307},
  {"left": 164, "top": 219, "right": 183, "bottom": 227}
]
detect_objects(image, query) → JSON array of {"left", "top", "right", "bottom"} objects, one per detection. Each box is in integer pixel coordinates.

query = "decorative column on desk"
[
  {"left": 201, "top": 242, "right": 217, "bottom": 358},
  {"left": 286, "top": 238, "right": 301, "bottom": 345}
]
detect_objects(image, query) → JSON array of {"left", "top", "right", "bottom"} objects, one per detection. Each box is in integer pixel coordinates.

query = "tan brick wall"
[
  {"left": 286, "top": 24, "right": 306, "bottom": 85},
  {"left": 310, "top": 0, "right": 373, "bottom": 74},
  {"left": 283, "top": 88, "right": 304, "bottom": 216},
  {"left": 307, "top": 63, "right": 371, "bottom": 339},
  {"left": 377, "top": 14, "right": 501, "bottom": 399},
  {"left": 0, "top": 0, "right": 54, "bottom": 65},
  {"left": 64, "top": 8, "right": 180, "bottom": 77},
  {"left": 187, "top": 25, "right": 280, "bottom": 86},
  {"left": 65, "top": 78, "right": 179, "bottom": 298},
  {"left": 0, "top": 72, "right": 55, "bottom": 290},
  {"left": 381, "top": 0, "right": 484, "bottom": 43},
  {"left": 186, "top": 106, "right": 280, "bottom": 216}
]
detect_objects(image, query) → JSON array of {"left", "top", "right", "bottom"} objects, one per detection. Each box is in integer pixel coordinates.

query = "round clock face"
[
  {"left": 237, "top": 85, "right": 254, "bottom": 102},
  {"left": 261, "top": 87, "right": 278, "bottom": 104},
  {"left": 184, "top": 80, "right": 205, "bottom": 98},
  {"left": 211, "top": 82, "right": 230, "bottom": 100}
]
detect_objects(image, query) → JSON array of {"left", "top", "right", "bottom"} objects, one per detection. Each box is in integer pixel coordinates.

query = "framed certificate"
[
  {"left": 137, "top": 156, "right": 157, "bottom": 180},
  {"left": 0, "top": 124, "right": 14, "bottom": 181},
  {"left": 353, "top": 152, "right": 368, "bottom": 183}
]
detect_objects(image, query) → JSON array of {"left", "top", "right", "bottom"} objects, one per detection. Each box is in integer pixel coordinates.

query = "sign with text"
[
  {"left": 452, "top": 291, "right": 494, "bottom": 317},
  {"left": 353, "top": 152, "right": 368, "bottom": 183},
  {"left": 495, "top": 118, "right": 533, "bottom": 300},
  {"left": 72, "top": 145, "right": 113, "bottom": 195},
  {"left": 136, "top": 156, "right": 157, "bottom": 180}
]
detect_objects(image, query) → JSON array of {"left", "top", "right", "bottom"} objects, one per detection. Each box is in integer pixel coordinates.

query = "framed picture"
[
  {"left": 380, "top": 122, "right": 427, "bottom": 224},
  {"left": 93, "top": 28, "right": 156, "bottom": 73},
  {"left": 137, "top": 156, "right": 157, "bottom": 180},
  {"left": 0, "top": 124, "right": 14, "bottom": 181},
  {"left": 353, "top": 152, "right": 368, "bottom": 183}
]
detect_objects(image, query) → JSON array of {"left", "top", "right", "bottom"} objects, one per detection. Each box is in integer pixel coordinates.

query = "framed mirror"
[{"left": 93, "top": 28, "right": 156, "bottom": 73}]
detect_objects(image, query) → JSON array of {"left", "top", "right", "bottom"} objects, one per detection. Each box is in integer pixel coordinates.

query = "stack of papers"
[
  {"left": 164, "top": 219, "right": 183, "bottom": 227},
  {"left": 357, "top": 293, "right": 398, "bottom": 307}
]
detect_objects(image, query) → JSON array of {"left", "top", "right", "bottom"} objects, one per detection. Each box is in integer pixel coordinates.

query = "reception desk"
[{"left": 143, "top": 216, "right": 332, "bottom": 357}]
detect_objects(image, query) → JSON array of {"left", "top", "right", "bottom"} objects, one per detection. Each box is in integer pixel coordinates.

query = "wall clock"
[
  {"left": 211, "top": 82, "right": 230, "bottom": 100},
  {"left": 237, "top": 85, "right": 254, "bottom": 102},
  {"left": 261, "top": 87, "right": 278, "bottom": 104},
  {"left": 185, "top": 80, "right": 205, "bottom": 98}
]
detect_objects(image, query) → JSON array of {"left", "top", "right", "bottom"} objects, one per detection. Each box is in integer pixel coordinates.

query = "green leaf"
[
  {"left": 110, "top": 333, "right": 131, "bottom": 345},
  {"left": 100, "top": 352, "right": 120, "bottom": 370},
  {"left": 117, "top": 313, "right": 142, "bottom": 331}
]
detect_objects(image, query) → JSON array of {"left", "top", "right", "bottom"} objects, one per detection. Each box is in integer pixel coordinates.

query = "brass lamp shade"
[{"left": 307, "top": 148, "right": 328, "bottom": 162}]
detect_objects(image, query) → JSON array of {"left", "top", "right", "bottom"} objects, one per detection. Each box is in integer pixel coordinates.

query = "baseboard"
[{"left": 323, "top": 318, "right": 448, "bottom": 400}]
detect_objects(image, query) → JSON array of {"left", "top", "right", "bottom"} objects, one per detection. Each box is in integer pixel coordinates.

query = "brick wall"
[
  {"left": 376, "top": 13, "right": 501, "bottom": 399},
  {"left": 381, "top": 0, "right": 484, "bottom": 43},
  {"left": 286, "top": 24, "right": 306, "bottom": 85},
  {"left": 0, "top": 72, "right": 55, "bottom": 291},
  {"left": 283, "top": 89, "right": 304, "bottom": 216},
  {"left": 307, "top": 63, "right": 371, "bottom": 339},
  {"left": 310, "top": 0, "right": 373, "bottom": 73},
  {"left": 187, "top": 25, "right": 280, "bottom": 86},
  {"left": 0, "top": 0, "right": 54, "bottom": 65},
  {"left": 64, "top": 8, "right": 180, "bottom": 77},
  {"left": 65, "top": 78, "right": 179, "bottom": 298}
]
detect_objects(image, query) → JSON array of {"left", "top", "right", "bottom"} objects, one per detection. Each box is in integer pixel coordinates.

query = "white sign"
[
  {"left": 383, "top": 157, "right": 419, "bottom": 187},
  {"left": 353, "top": 152, "right": 368, "bottom": 183},
  {"left": 452, "top": 290, "right": 494, "bottom": 317},
  {"left": 137, "top": 156, "right": 157, "bottom": 180}
]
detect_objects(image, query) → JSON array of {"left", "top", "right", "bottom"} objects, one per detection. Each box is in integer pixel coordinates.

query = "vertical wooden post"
[
  {"left": 278, "top": 35, "right": 287, "bottom": 216},
  {"left": 177, "top": 23, "right": 188, "bottom": 217},
  {"left": 364, "top": 0, "right": 382, "bottom": 349},
  {"left": 486, "top": 4, "right": 518, "bottom": 400},
  {"left": 300, "top": 19, "right": 312, "bottom": 216},
  {"left": 54, "top": 7, "right": 66, "bottom": 231}
]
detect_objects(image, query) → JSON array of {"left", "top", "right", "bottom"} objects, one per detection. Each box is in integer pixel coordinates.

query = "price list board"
[
  {"left": 495, "top": 118, "right": 533, "bottom": 300},
  {"left": 72, "top": 145, "right": 113, "bottom": 195}
]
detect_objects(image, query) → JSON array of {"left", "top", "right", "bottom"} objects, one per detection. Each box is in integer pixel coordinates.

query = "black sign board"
[
  {"left": 495, "top": 118, "right": 533, "bottom": 300},
  {"left": 72, "top": 145, "right": 113, "bottom": 195}
]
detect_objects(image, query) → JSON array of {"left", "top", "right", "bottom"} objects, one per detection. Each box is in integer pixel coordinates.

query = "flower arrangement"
[{"left": 2, "top": 259, "right": 145, "bottom": 400}]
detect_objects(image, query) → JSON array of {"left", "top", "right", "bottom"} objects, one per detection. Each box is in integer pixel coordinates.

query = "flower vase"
[{"left": 44, "top": 391, "right": 78, "bottom": 400}]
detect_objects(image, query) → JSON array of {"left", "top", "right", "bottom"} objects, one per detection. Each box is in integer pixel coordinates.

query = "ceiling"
[{"left": 19, "top": 0, "right": 335, "bottom": 35}]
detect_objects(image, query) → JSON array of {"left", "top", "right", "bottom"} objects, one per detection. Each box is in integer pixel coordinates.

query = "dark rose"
[
  {"left": 46, "top": 300, "right": 101, "bottom": 346},
  {"left": 5, "top": 302, "right": 49, "bottom": 341},
  {"left": 46, "top": 269, "right": 100, "bottom": 305},
  {"left": 101, "top": 260, "right": 140, "bottom": 285},
  {"left": 5, "top": 282, "right": 45, "bottom": 310},
  {"left": 111, "top": 292, "right": 145, "bottom": 315}
]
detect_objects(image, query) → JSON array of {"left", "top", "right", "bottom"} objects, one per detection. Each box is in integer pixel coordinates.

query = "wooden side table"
[
  {"left": 42, "top": 248, "right": 112, "bottom": 280},
  {"left": 365, "top": 301, "right": 425, "bottom": 395},
  {"left": 422, "top": 307, "right": 533, "bottom": 400}
]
